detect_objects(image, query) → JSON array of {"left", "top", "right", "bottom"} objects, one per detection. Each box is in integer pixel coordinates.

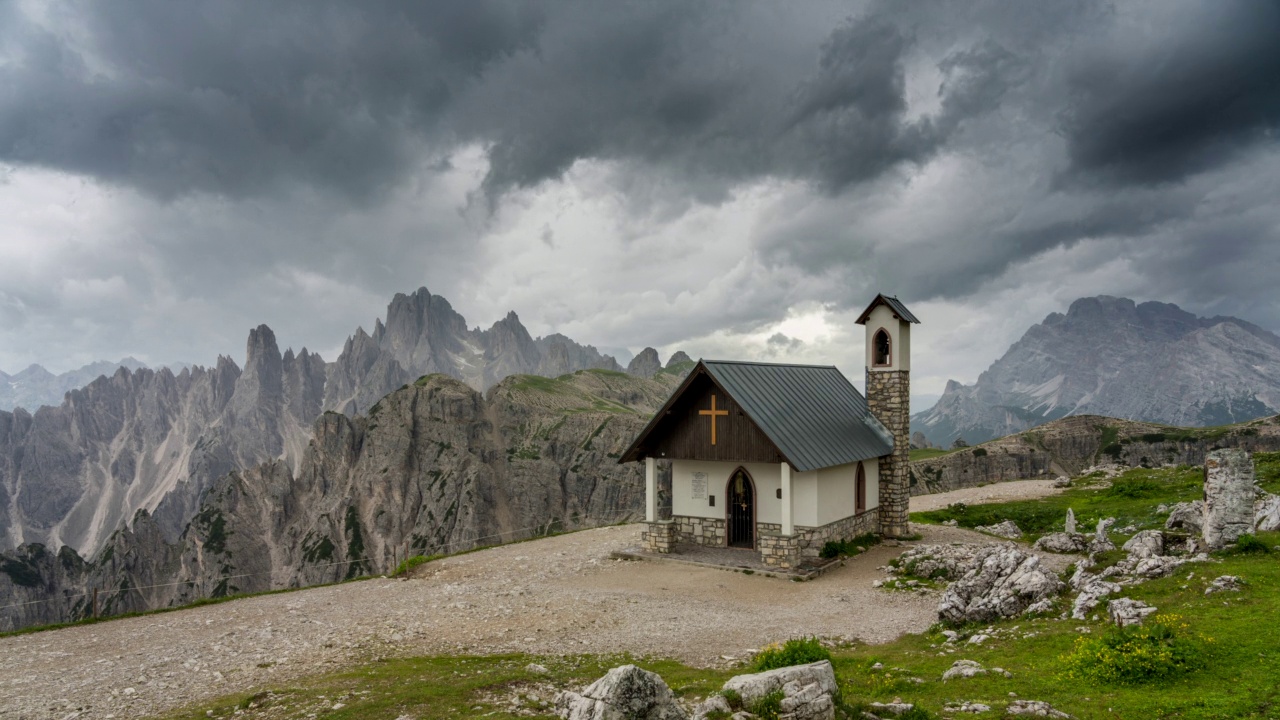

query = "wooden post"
[{"left": 92, "top": 587, "right": 99, "bottom": 619}]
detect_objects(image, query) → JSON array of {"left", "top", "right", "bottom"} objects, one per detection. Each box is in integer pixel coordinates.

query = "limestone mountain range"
[
  {"left": 0, "top": 287, "right": 679, "bottom": 560},
  {"left": 0, "top": 357, "right": 151, "bottom": 413},
  {"left": 0, "top": 369, "right": 684, "bottom": 631},
  {"left": 912, "top": 296, "right": 1280, "bottom": 446}
]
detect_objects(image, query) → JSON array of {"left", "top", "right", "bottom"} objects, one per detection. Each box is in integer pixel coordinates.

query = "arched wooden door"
[{"left": 727, "top": 469, "right": 755, "bottom": 548}]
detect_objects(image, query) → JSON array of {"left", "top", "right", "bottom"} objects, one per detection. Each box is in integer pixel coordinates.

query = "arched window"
[
  {"left": 873, "top": 329, "right": 891, "bottom": 366},
  {"left": 855, "top": 462, "right": 867, "bottom": 512}
]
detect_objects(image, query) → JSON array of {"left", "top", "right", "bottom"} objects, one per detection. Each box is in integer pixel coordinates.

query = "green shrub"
[
  {"left": 1060, "top": 613, "right": 1212, "bottom": 684},
  {"left": 1229, "top": 534, "right": 1271, "bottom": 554},
  {"left": 819, "top": 533, "right": 882, "bottom": 559},
  {"left": 718, "top": 689, "right": 742, "bottom": 709},
  {"left": 753, "top": 637, "right": 832, "bottom": 672},
  {"left": 972, "top": 447, "right": 988, "bottom": 458},
  {"left": 1106, "top": 478, "right": 1163, "bottom": 498},
  {"left": 392, "top": 554, "right": 441, "bottom": 577}
]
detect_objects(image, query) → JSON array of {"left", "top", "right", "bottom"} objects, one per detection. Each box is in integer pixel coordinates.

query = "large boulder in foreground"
[
  {"left": 721, "top": 661, "right": 839, "bottom": 707},
  {"left": 1203, "top": 449, "right": 1257, "bottom": 550},
  {"left": 557, "top": 665, "right": 687, "bottom": 720},
  {"left": 938, "top": 545, "right": 1064, "bottom": 624}
]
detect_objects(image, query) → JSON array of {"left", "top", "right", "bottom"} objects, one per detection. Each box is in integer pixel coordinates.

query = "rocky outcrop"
[
  {"left": 720, "top": 661, "right": 837, "bottom": 720},
  {"left": 664, "top": 351, "right": 692, "bottom": 369},
  {"left": 1, "top": 287, "right": 631, "bottom": 561},
  {"left": 0, "top": 358, "right": 151, "bottom": 413},
  {"left": 907, "top": 412, "right": 1280, "bottom": 497},
  {"left": 1108, "top": 598, "right": 1157, "bottom": 627},
  {"left": 975, "top": 520, "right": 1022, "bottom": 539},
  {"left": 913, "top": 296, "right": 1280, "bottom": 446},
  {"left": 0, "top": 370, "right": 682, "bottom": 631},
  {"left": 938, "top": 545, "right": 1064, "bottom": 624},
  {"left": 556, "top": 664, "right": 686, "bottom": 720},
  {"left": 1256, "top": 494, "right": 1280, "bottom": 532},
  {"left": 626, "top": 348, "right": 662, "bottom": 378},
  {"left": 1203, "top": 449, "right": 1257, "bottom": 549}
]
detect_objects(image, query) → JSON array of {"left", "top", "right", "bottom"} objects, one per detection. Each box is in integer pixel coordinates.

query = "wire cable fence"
[{"left": 0, "top": 515, "right": 637, "bottom": 621}]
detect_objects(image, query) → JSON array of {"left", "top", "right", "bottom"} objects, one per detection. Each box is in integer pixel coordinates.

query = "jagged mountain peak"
[
  {"left": 627, "top": 347, "right": 662, "bottom": 377},
  {"left": 665, "top": 350, "right": 692, "bottom": 368},
  {"left": 914, "top": 295, "right": 1280, "bottom": 446}
]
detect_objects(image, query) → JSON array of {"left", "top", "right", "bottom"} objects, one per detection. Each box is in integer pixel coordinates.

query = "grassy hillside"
[{"left": 165, "top": 456, "right": 1280, "bottom": 720}]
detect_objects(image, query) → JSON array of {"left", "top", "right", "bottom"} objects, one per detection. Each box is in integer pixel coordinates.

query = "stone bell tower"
[{"left": 856, "top": 294, "right": 919, "bottom": 538}]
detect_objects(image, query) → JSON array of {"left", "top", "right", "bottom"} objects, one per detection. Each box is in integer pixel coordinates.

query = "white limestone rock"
[
  {"left": 1064, "top": 508, "right": 1076, "bottom": 534},
  {"left": 944, "top": 701, "right": 993, "bottom": 713},
  {"left": 892, "top": 544, "right": 979, "bottom": 581},
  {"left": 938, "top": 546, "right": 1064, "bottom": 623},
  {"left": 556, "top": 665, "right": 688, "bottom": 720},
  {"left": 1033, "top": 533, "right": 1089, "bottom": 554},
  {"left": 691, "top": 694, "right": 731, "bottom": 720},
  {"left": 1203, "top": 449, "right": 1258, "bottom": 550},
  {"left": 868, "top": 701, "right": 916, "bottom": 716},
  {"left": 1205, "top": 575, "right": 1244, "bottom": 595},
  {"left": 1121, "top": 530, "right": 1164, "bottom": 559},
  {"left": 1007, "top": 699, "right": 1072, "bottom": 718},
  {"left": 941, "top": 660, "right": 988, "bottom": 681},
  {"left": 720, "top": 661, "right": 837, "bottom": 711},
  {"left": 1255, "top": 493, "right": 1280, "bottom": 532},
  {"left": 1165, "top": 501, "right": 1205, "bottom": 535},
  {"left": 976, "top": 520, "right": 1023, "bottom": 539},
  {"left": 1070, "top": 566, "right": 1123, "bottom": 620},
  {"left": 1053, "top": 476, "right": 1072, "bottom": 489},
  {"left": 1108, "top": 598, "right": 1157, "bottom": 627}
]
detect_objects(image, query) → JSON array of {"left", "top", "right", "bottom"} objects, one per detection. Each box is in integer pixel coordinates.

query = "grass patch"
[
  {"left": 909, "top": 448, "right": 954, "bottom": 461},
  {"left": 912, "top": 465, "right": 1205, "bottom": 539},
  {"left": 820, "top": 533, "right": 882, "bottom": 559},
  {"left": 391, "top": 554, "right": 441, "bottom": 577},
  {"left": 753, "top": 637, "right": 832, "bottom": 672},
  {"left": 1060, "top": 613, "right": 1213, "bottom": 685}
]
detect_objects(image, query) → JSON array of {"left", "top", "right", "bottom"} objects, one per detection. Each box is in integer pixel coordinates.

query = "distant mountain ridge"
[
  {"left": 913, "top": 296, "right": 1280, "bottom": 446},
  {"left": 0, "top": 287, "right": 682, "bottom": 558},
  {"left": 0, "top": 357, "right": 150, "bottom": 412}
]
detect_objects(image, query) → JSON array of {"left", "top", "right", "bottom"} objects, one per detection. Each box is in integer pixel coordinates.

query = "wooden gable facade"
[{"left": 623, "top": 367, "right": 786, "bottom": 465}]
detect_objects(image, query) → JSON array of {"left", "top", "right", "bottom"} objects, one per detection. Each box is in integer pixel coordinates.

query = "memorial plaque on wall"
[{"left": 691, "top": 472, "right": 708, "bottom": 499}]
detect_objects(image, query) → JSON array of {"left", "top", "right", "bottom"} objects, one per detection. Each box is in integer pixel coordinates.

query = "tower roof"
[{"left": 856, "top": 294, "right": 920, "bottom": 325}]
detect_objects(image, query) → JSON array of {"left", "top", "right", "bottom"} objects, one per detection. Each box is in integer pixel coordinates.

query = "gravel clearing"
[{"left": 0, "top": 482, "right": 1063, "bottom": 719}]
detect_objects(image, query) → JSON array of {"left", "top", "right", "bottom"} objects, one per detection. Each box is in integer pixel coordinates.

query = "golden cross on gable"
[{"left": 698, "top": 394, "right": 729, "bottom": 445}]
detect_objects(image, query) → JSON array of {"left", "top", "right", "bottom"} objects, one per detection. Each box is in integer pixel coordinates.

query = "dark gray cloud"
[
  {"left": 1061, "top": 2, "right": 1280, "bottom": 186},
  {"left": 0, "top": 0, "right": 1277, "bottom": 392}
]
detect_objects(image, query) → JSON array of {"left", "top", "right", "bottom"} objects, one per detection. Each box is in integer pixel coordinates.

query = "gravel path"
[{"left": 0, "top": 481, "right": 1063, "bottom": 719}]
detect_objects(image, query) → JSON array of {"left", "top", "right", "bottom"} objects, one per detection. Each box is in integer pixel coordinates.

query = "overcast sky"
[{"left": 2, "top": 0, "right": 1278, "bottom": 399}]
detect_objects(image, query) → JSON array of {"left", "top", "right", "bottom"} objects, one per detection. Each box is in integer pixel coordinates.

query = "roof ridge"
[{"left": 701, "top": 359, "right": 839, "bottom": 369}]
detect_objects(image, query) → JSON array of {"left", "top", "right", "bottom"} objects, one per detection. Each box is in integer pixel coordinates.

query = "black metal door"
[{"left": 728, "top": 471, "right": 754, "bottom": 548}]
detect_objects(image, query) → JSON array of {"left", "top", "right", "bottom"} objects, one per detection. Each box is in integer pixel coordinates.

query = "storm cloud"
[{"left": 0, "top": 0, "right": 1277, "bottom": 400}]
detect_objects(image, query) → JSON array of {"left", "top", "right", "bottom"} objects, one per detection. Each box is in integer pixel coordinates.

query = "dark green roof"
[
  {"left": 856, "top": 293, "right": 920, "bottom": 325},
  {"left": 621, "top": 359, "right": 894, "bottom": 471}
]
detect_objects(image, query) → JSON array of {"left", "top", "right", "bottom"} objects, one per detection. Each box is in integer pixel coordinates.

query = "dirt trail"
[{"left": 0, "top": 480, "right": 1063, "bottom": 719}]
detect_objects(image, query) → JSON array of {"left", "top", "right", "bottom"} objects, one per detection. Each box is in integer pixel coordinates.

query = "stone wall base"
[
  {"left": 642, "top": 520, "right": 677, "bottom": 554},
  {"left": 669, "top": 508, "right": 881, "bottom": 568}
]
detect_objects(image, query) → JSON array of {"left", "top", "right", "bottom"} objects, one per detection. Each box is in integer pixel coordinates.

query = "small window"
[
  {"left": 873, "top": 329, "right": 891, "bottom": 366},
  {"left": 856, "top": 462, "right": 867, "bottom": 513}
]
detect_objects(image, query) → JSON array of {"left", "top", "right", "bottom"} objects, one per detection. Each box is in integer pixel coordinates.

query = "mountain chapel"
[{"left": 620, "top": 294, "right": 918, "bottom": 569}]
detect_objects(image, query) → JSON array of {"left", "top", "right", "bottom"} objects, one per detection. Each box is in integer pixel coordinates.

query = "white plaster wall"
[
  {"left": 672, "top": 460, "right": 783, "bottom": 522},
  {"left": 792, "top": 470, "right": 819, "bottom": 527},
  {"left": 671, "top": 459, "right": 874, "bottom": 528},
  {"left": 864, "top": 304, "right": 911, "bottom": 372},
  {"left": 814, "top": 458, "right": 880, "bottom": 526}
]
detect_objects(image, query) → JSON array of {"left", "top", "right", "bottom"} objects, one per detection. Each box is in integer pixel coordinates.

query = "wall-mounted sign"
[{"left": 691, "top": 472, "right": 708, "bottom": 499}]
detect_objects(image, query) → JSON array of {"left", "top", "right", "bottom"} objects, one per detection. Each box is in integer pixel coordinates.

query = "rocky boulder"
[
  {"left": 892, "top": 544, "right": 979, "bottom": 581},
  {"left": 1165, "top": 501, "right": 1205, "bottom": 534},
  {"left": 941, "top": 660, "right": 988, "bottom": 681},
  {"left": 1033, "top": 533, "right": 1089, "bottom": 554},
  {"left": 938, "top": 545, "right": 1064, "bottom": 624},
  {"left": 975, "top": 520, "right": 1023, "bottom": 539},
  {"left": 1121, "top": 530, "right": 1164, "bottom": 559},
  {"left": 1108, "top": 598, "right": 1157, "bottom": 627},
  {"left": 1203, "top": 449, "right": 1258, "bottom": 549},
  {"left": 1205, "top": 575, "right": 1244, "bottom": 595},
  {"left": 1255, "top": 493, "right": 1280, "bottom": 532},
  {"left": 556, "top": 665, "right": 687, "bottom": 720},
  {"left": 1070, "top": 566, "right": 1123, "bottom": 620},
  {"left": 720, "top": 660, "right": 837, "bottom": 717},
  {"left": 1007, "top": 700, "right": 1072, "bottom": 718}
]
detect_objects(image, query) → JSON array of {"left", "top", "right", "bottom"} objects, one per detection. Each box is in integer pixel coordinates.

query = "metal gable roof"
[
  {"left": 700, "top": 360, "right": 894, "bottom": 472},
  {"left": 855, "top": 294, "right": 920, "bottom": 325}
]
